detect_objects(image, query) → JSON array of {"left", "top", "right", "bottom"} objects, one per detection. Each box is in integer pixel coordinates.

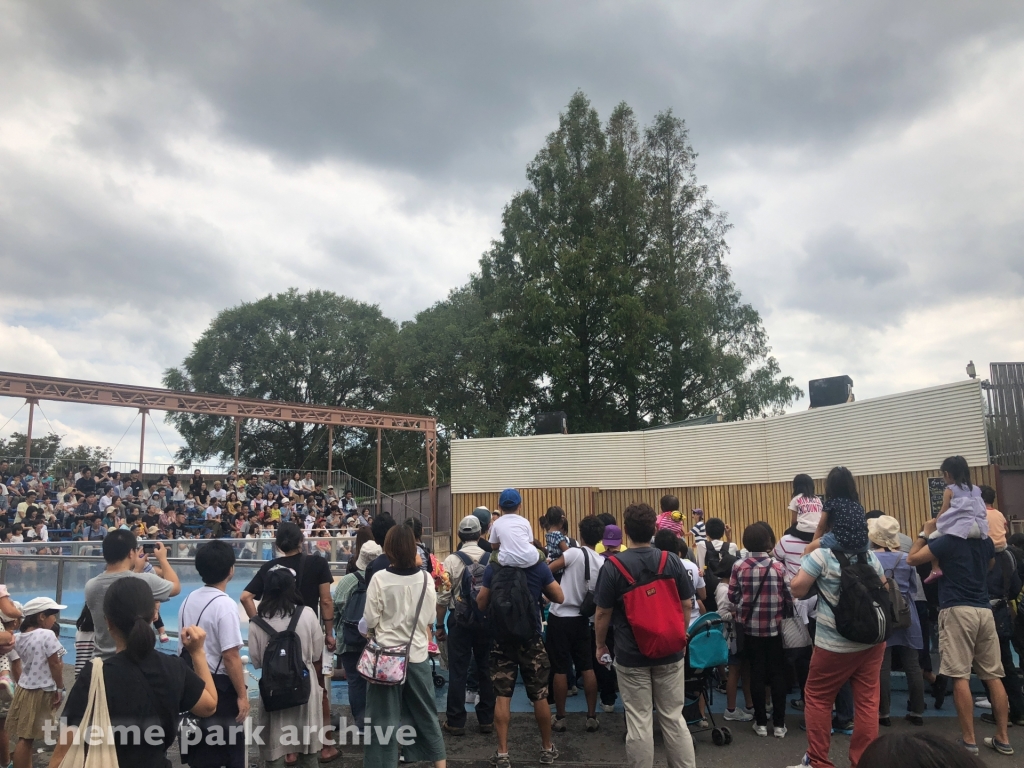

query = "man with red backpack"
[{"left": 594, "top": 503, "right": 696, "bottom": 768}]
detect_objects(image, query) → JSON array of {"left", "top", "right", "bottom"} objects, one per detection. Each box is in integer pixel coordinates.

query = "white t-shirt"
[
  {"left": 14, "top": 629, "right": 65, "bottom": 690},
  {"left": 204, "top": 506, "right": 220, "bottom": 520},
  {"left": 789, "top": 494, "right": 823, "bottom": 534},
  {"left": 682, "top": 559, "right": 706, "bottom": 623},
  {"left": 177, "top": 586, "right": 243, "bottom": 676},
  {"left": 550, "top": 546, "right": 605, "bottom": 618},
  {"left": 210, "top": 488, "right": 227, "bottom": 501},
  {"left": 489, "top": 514, "right": 538, "bottom": 568},
  {"left": 695, "top": 539, "right": 738, "bottom": 571},
  {"left": 98, "top": 495, "right": 114, "bottom": 512}
]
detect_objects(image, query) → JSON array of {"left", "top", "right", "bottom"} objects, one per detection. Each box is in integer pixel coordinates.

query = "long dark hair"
[
  {"left": 76, "top": 603, "right": 95, "bottom": 632},
  {"left": 825, "top": 466, "right": 859, "bottom": 503},
  {"left": 257, "top": 568, "right": 302, "bottom": 619},
  {"left": 104, "top": 577, "right": 156, "bottom": 661},
  {"left": 939, "top": 456, "right": 972, "bottom": 491}
]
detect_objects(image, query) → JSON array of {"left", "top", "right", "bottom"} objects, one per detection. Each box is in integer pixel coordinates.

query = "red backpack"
[{"left": 608, "top": 550, "right": 687, "bottom": 659}]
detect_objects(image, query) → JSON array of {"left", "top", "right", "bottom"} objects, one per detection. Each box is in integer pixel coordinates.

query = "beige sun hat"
[{"left": 868, "top": 515, "right": 902, "bottom": 552}]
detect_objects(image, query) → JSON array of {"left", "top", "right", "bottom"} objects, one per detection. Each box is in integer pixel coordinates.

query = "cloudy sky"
[{"left": 2, "top": 1, "right": 1023, "bottom": 466}]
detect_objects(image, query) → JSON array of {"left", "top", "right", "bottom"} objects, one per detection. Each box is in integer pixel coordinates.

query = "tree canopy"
[{"left": 166, "top": 93, "right": 801, "bottom": 490}]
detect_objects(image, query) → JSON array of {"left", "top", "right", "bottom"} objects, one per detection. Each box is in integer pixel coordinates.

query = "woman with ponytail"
[{"left": 51, "top": 578, "right": 218, "bottom": 768}]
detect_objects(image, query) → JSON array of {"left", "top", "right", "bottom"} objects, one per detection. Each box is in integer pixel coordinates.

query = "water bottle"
[{"left": 322, "top": 647, "right": 334, "bottom": 676}]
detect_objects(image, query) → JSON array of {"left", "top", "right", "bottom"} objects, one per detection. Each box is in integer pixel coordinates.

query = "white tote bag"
[{"left": 62, "top": 658, "right": 119, "bottom": 768}]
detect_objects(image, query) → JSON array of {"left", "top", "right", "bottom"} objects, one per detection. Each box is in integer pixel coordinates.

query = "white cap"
[{"left": 22, "top": 597, "right": 67, "bottom": 616}]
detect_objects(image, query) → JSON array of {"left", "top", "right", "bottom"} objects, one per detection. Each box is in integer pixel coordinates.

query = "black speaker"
[
  {"left": 808, "top": 376, "right": 854, "bottom": 408},
  {"left": 535, "top": 411, "right": 568, "bottom": 435}
]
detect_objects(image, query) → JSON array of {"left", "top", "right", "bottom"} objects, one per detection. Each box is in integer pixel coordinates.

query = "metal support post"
[
  {"left": 24, "top": 399, "right": 37, "bottom": 462},
  {"left": 426, "top": 428, "right": 437, "bottom": 532},
  {"left": 139, "top": 409, "right": 148, "bottom": 471},
  {"left": 376, "top": 427, "right": 383, "bottom": 514},
  {"left": 234, "top": 416, "right": 242, "bottom": 474},
  {"left": 327, "top": 426, "right": 334, "bottom": 477}
]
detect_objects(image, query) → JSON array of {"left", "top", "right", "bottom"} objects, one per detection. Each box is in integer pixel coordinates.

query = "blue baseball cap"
[{"left": 498, "top": 488, "right": 522, "bottom": 510}]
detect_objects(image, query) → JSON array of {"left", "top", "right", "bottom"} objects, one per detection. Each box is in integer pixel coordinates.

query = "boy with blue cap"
[{"left": 489, "top": 489, "right": 542, "bottom": 567}]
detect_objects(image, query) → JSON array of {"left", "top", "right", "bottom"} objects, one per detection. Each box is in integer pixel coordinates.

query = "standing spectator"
[
  {"left": 332, "top": 540, "right": 381, "bottom": 730},
  {"left": 690, "top": 508, "right": 706, "bottom": 547},
  {"left": 696, "top": 517, "right": 737, "bottom": 572},
  {"left": 240, "top": 523, "right": 339, "bottom": 762},
  {"left": 477, "top": 516, "right": 565, "bottom": 767},
  {"left": 247, "top": 568, "right": 325, "bottom": 767},
  {"left": 729, "top": 523, "right": 793, "bottom": 738},
  {"left": 655, "top": 495, "right": 684, "bottom": 537},
  {"left": 437, "top": 516, "right": 495, "bottom": 736},
  {"left": 980, "top": 485, "right": 1009, "bottom": 553},
  {"left": 982, "top": 541, "right": 1024, "bottom": 728},
  {"left": 84, "top": 531, "right": 180, "bottom": 660},
  {"left": 55, "top": 578, "right": 217, "bottom": 768},
  {"left": 177, "top": 541, "right": 249, "bottom": 768},
  {"left": 547, "top": 515, "right": 605, "bottom": 733},
  {"left": 594, "top": 503, "right": 696, "bottom": 768},
  {"left": 869, "top": 516, "right": 926, "bottom": 727},
  {"left": 363, "top": 524, "right": 446, "bottom": 768},
  {"left": 908, "top": 513, "right": 1011, "bottom": 755},
  {"left": 543, "top": 506, "right": 570, "bottom": 562}
]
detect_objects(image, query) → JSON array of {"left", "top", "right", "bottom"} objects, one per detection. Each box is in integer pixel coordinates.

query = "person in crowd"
[
  {"left": 477, "top": 508, "right": 565, "bottom": 768},
  {"left": 594, "top": 502, "right": 696, "bottom": 768},
  {"left": 655, "top": 495, "right": 684, "bottom": 537},
  {"left": 789, "top": 473, "right": 822, "bottom": 534},
  {"left": 790, "top": 466, "right": 888, "bottom": 768},
  {"left": 546, "top": 515, "right": 605, "bottom": 733},
  {"left": 908, "top": 471, "right": 1012, "bottom": 755},
  {"left": 333, "top": 540, "right": 381, "bottom": 730},
  {"left": 364, "top": 515, "right": 398, "bottom": 581},
  {"left": 405, "top": 517, "right": 435, "bottom": 573},
  {"left": 696, "top": 517, "right": 737, "bottom": 572},
  {"left": 54, "top": 577, "right": 218, "bottom": 768},
  {"left": 363, "top": 524, "right": 447, "bottom": 768},
  {"left": 689, "top": 507, "right": 706, "bottom": 546},
  {"left": 729, "top": 523, "right": 792, "bottom": 738},
  {"left": 543, "top": 506, "right": 570, "bottom": 563},
  {"left": 980, "top": 485, "right": 1009, "bottom": 553},
  {"left": 655, "top": 531, "right": 706, "bottom": 622},
  {"left": 74, "top": 468, "right": 97, "bottom": 497},
  {"left": 600, "top": 524, "right": 622, "bottom": 556},
  {"left": 437, "top": 515, "right": 495, "bottom": 736},
  {"left": 922, "top": 456, "right": 990, "bottom": 583},
  {"left": 472, "top": 506, "right": 495, "bottom": 552},
  {"left": 247, "top": 566, "right": 327, "bottom": 768},
  {"left": 0, "top": 600, "right": 22, "bottom": 768},
  {"left": 488, "top": 489, "right": 541, "bottom": 568},
  {"left": 73, "top": 605, "right": 94, "bottom": 679},
  {"left": 341, "top": 491, "right": 357, "bottom": 515},
  {"left": 711, "top": 553, "right": 754, "bottom": 723},
  {"left": 805, "top": 466, "right": 869, "bottom": 556},
  {"left": 241, "top": 523, "right": 339, "bottom": 762},
  {"left": 6, "top": 597, "right": 65, "bottom": 768},
  {"left": 869, "top": 516, "right": 926, "bottom": 727},
  {"left": 859, "top": 733, "right": 990, "bottom": 768},
  {"left": 84, "top": 530, "right": 180, "bottom": 660},
  {"left": 983, "top": 531, "right": 1024, "bottom": 728},
  {"left": 344, "top": 525, "right": 373, "bottom": 575},
  {"left": 178, "top": 540, "right": 249, "bottom": 768}
]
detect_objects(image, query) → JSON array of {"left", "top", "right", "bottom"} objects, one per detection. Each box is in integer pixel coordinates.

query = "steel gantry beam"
[{"left": 0, "top": 371, "right": 439, "bottom": 527}]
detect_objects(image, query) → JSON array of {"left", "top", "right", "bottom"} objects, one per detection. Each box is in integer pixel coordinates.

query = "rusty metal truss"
[{"left": 0, "top": 371, "right": 439, "bottom": 527}]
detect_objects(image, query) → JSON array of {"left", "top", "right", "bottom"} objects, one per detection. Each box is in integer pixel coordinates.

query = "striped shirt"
[
  {"left": 74, "top": 631, "right": 95, "bottom": 678},
  {"left": 772, "top": 534, "right": 809, "bottom": 582},
  {"left": 690, "top": 521, "right": 707, "bottom": 544}
]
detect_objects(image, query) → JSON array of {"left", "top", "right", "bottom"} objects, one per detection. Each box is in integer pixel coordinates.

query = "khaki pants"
[{"left": 615, "top": 659, "right": 696, "bottom": 768}]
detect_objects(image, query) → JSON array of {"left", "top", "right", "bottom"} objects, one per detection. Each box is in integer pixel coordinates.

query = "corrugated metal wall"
[
  {"left": 451, "top": 380, "right": 988, "bottom": 493},
  {"left": 452, "top": 465, "right": 998, "bottom": 549}
]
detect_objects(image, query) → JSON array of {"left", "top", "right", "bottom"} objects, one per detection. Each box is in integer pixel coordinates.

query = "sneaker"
[
  {"left": 976, "top": 697, "right": 993, "bottom": 710},
  {"left": 539, "top": 745, "right": 559, "bottom": 765},
  {"left": 957, "top": 738, "right": 980, "bottom": 756},
  {"left": 984, "top": 737, "right": 1014, "bottom": 756},
  {"left": 878, "top": 717, "right": 891, "bottom": 727},
  {"left": 790, "top": 698, "right": 805, "bottom": 711},
  {"left": 490, "top": 753, "right": 512, "bottom": 768},
  {"left": 832, "top": 718, "right": 854, "bottom": 735},
  {"left": 568, "top": 686, "right": 578, "bottom": 696},
  {"left": 905, "top": 714, "right": 924, "bottom": 726},
  {"left": 479, "top": 723, "right": 494, "bottom": 734},
  {"left": 441, "top": 722, "right": 465, "bottom": 736},
  {"left": 158, "top": 632, "right": 170, "bottom": 643},
  {"left": 786, "top": 754, "right": 811, "bottom": 768},
  {"left": 752, "top": 723, "right": 768, "bottom": 737},
  {"left": 774, "top": 726, "right": 788, "bottom": 739},
  {"left": 601, "top": 703, "right": 616, "bottom": 713},
  {"left": 586, "top": 716, "right": 600, "bottom": 733},
  {"left": 551, "top": 715, "right": 567, "bottom": 733},
  {"left": 724, "top": 708, "right": 753, "bottom": 722},
  {"left": 466, "top": 691, "right": 479, "bottom": 705}
]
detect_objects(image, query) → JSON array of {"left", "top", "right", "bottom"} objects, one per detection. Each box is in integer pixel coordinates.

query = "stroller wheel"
[
  {"left": 711, "top": 728, "right": 725, "bottom": 746},
  {"left": 722, "top": 727, "right": 733, "bottom": 745},
  {"left": 433, "top": 674, "right": 446, "bottom": 689}
]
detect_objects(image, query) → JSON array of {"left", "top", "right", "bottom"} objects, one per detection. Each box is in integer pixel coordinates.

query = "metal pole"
[
  {"left": 376, "top": 427, "right": 382, "bottom": 515},
  {"left": 24, "top": 399, "right": 37, "bottom": 462},
  {"left": 234, "top": 417, "right": 241, "bottom": 474},
  {"left": 139, "top": 409, "right": 147, "bottom": 471},
  {"left": 327, "top": 426, "right": 333, "bottom": 477},
  {"left": 426, "top": 427, "right": 437, "bottom": 533}
]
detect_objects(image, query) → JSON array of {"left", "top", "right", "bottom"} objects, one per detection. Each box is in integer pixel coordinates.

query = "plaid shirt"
[{"left": 727, "top": 553, "right": 793, "bottom": 638}]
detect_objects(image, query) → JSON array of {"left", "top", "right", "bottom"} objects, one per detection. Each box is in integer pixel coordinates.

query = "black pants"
[
  {"left": 592, "top": 626, "right": 617, "bottom": 706},
  {"left": 745, "top": 634, "right": 787, "bottom": 728},
  {"left": 446, "top": 620, "right": 495, "bottom": 728},
  {"left": 182, "top": 673, "right": 244, "bottom": 768},
  {"left": 1000, "top": 635, "right": 1024, "bottom": 721}
]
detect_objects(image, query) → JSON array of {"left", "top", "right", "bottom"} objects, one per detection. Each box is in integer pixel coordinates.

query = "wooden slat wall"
[{"left": 452, "top": 465, "right": 997, "bottom": 546}]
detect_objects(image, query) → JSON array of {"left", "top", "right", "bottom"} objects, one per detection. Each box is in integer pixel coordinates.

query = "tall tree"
[{"left": 163, "top": 289, "right": 396, "bottom": 470}]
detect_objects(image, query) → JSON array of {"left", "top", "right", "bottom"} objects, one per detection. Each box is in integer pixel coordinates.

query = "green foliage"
[{"left": 0, "top": 432, "right": 111, "bottom": 467}]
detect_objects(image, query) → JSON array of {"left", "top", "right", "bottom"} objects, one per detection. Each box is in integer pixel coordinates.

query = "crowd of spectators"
[{"left": 0, "top": 461, "right": 371, "bottom": 557}]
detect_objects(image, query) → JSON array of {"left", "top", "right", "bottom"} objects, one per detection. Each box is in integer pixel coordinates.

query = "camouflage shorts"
[{"left": 490, "top": 636, "right": 551, "bottom": 702}]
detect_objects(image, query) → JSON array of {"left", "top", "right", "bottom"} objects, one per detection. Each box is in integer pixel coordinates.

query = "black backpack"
[
  {"left": 340, "top": 572, "right": 369, "bottom": 647},
  {"left": 486, "top": 564, "right": 537, "bottom": 642},
  {"left": 819, "top": 552, "right": 893, "bottom": 645},
  {"left": 250, "top": 609, "right": 312, "bottom": 712},
  {"left": 702, "top": 543, "right": 738, "bottom": 614},
  {"left": 452, "top": 550, "right": 490, "bottom": 626}
]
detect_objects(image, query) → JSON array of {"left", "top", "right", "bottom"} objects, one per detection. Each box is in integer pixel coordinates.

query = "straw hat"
[{"left": 868, "top": 515, "right": 902, "bottom": 551}]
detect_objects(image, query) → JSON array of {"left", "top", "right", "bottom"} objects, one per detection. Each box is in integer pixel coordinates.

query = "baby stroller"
[
  {"left": 427, "top": 639, "right": 446, "bottom": 689},
  {"left": 684, "top": 612, "right": 732, "bottom": 747}
]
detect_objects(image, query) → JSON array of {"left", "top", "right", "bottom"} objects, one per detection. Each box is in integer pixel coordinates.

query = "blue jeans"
[
  {"left": 340, "top": 650, "right": 367, "bottom": 728},
  {"left": 819, "top": 532, "right": 867, "bottom": 554}
]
